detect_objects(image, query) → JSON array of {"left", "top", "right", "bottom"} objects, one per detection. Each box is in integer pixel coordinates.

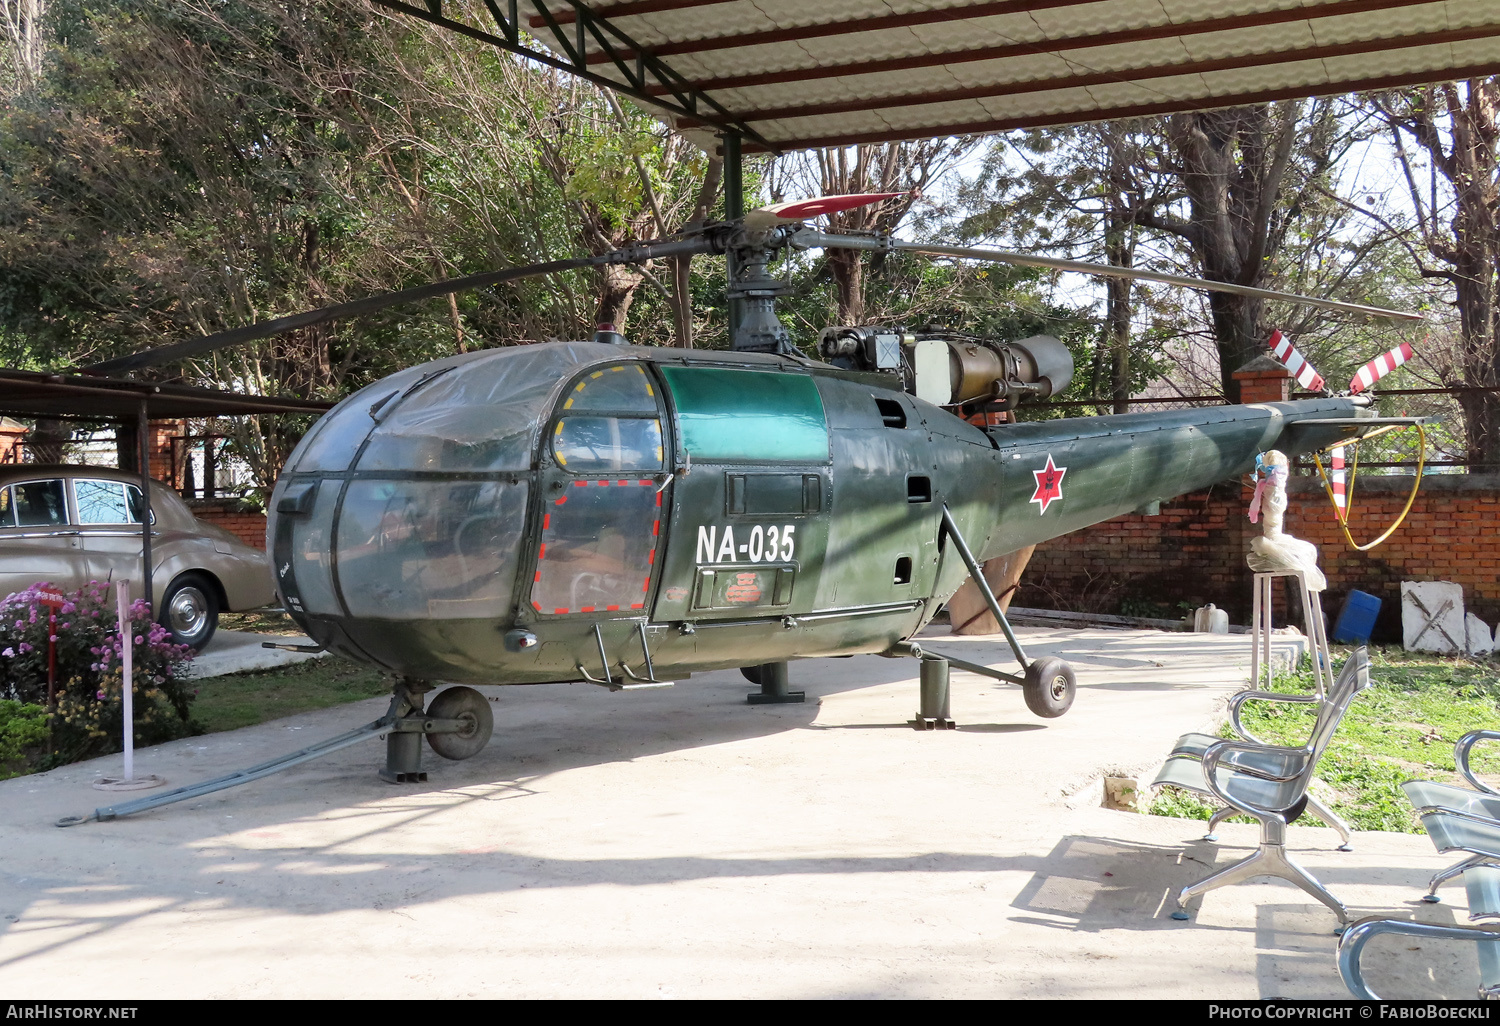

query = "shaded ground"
[{"left": 0, "top": 627, "right": 1477, "bottom": 999}]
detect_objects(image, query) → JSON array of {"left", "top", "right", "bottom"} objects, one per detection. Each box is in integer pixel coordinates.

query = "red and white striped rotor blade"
[
  {"left": 742, "top": 192, "right": 909, "bottom": 230},
  {"left": 1267, "top": 329, "right": 1325, "bottom": 392},
  {"left": 1328, "top": 446, "right": 1348, "bottom": 523},
  {"left": 1349, "top": 341, "right": 1415, "bottom": 394}
]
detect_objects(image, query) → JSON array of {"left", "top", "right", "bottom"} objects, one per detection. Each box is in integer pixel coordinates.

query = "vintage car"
[{"left": 0, "top": 465, "right": 275, "bottom": 649}]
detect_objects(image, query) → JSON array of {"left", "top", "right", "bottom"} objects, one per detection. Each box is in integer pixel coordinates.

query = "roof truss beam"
[{"left": 372, "top": 0, "right": 771, "bottom": 146}]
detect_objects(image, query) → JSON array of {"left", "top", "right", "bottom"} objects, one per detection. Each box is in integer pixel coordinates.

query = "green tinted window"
[{"left": 660, "top": 367, "right": 828, "bottom": 463}]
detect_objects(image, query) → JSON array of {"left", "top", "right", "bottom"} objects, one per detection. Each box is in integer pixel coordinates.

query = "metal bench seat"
[
  {"left": 1153, "top": 648, "right": 1371, "bottom": 925},
  {"left": 1339, "top": 867, "right": 1500, "bottom": 999},
  {"left": 1402, "top": 731, "right": 1500, "bottom": 903},
  {"left": 1169, "top": 720, "right": 1353, "bottom": 851}
]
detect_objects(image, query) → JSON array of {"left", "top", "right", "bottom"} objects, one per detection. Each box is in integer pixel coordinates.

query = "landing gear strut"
[{"left": 884, "top": 505, "right": 1078, "bottom": 728}]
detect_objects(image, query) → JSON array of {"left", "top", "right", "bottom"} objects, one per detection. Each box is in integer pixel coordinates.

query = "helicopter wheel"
[
  {"left": 425, "top": 686, "right": 494, "bottom": 761},
  {"left": 1022, "top": 657, "right": 1076, "bottom": 719},
  {"left": 740, "top": 665, "right": 762, "bottom": 685}
]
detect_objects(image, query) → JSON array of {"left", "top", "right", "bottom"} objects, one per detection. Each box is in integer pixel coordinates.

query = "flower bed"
[{"left": 0, "top": 581, "right": 197, "bottom": 770}]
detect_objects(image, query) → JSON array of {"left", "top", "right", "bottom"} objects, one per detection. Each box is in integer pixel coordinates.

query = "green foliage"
[
  {"left": 0, "top": 0, "right": 723, "bottom": 487},
  {"left": 1149, "top": 649, "right": 1500, "bottom": 833},
  {"left": 0, "top": 700, "right": 49, "bottom": 779},
  {"left": 0, "top": 581, "right": 196, "bottom": 766}
]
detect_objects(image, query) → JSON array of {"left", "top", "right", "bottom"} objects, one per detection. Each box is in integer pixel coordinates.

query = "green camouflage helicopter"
[{"left": 69, "top": 193, "right": 1419, "bottom": 817}]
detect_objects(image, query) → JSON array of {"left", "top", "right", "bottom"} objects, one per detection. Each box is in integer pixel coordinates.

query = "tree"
[
  {"left": 771, "top": 139, "right": 982, "bottom": 325},
  {"left": 0, "top": 0, "right": 44, "bottom": 94},
  {"left": 1137, "top": 101, "right": 1374, "bottom": 400},
  {"left": 1368, "top": 80, "right": 1500, "bottom": 470},
  {"left": 0, "top": 0, "right": 728, "bottom": 493},
  {"left": 957, "top": 120, "right": 1176, "bottom": 411}
]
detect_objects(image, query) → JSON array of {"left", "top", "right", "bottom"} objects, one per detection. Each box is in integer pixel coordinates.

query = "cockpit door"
[{"left": 529, "top": 363, "right": 670, "bottom": 616}]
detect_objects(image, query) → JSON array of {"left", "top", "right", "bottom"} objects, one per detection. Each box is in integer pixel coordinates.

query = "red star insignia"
[{"left": 1030, "top": 455, "right": 1067, "bottom": 515}]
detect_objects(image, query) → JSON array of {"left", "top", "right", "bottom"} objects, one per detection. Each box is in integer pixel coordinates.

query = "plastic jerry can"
[{"left": 1332, "top": 590, "right": 1381, "bottom": 644}]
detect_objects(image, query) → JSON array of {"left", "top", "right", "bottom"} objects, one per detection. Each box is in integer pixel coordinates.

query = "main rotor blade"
[
  {"left": 791, "top": 230, "right": 1427, "bottom": 323},
  {"left": 742, "top": 192, "right": 909, "bottom": 231},
  {"left": 82, "top": 237, "right": 709, "bottom": 376}
]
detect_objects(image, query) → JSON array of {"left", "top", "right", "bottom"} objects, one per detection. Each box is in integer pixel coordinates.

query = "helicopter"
[{"left": 66, "top": 192, "right": 1423, "bottom": 811}]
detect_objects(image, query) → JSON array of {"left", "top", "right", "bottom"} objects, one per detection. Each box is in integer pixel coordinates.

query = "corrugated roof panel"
[
  {"left": 974, "top": 84, "right": 1113, "bottom": 118},
  {"left": 1178, "top": 22, "right": 1321, "bottom": 60},
  {"left": 500, "top": 1, "right": 1500, "bottom": 150},
  {"left": 1025, "top": 0, "right": 1190, "bottom": 38},
  {"left": 1450, "top": 35, "right": 1500, "bottom": 63},
  {"left": 1318, "top": 39, "right": 1481, "bottom": 79},
  {"left": 652, "top": 40, "right": 816, "bottom": 80},
  {"left": 1156, "top": 0, "right": 1312, "bottom": 23},
  {"left": 590, "top": 0, "right": 932, "bottom": 47},
  {"left": 1310, "top": 5, "right": 1489, "bottom": 46},
  {"left": 905, "top": 11, "right": 1060, "bottom": 51}
]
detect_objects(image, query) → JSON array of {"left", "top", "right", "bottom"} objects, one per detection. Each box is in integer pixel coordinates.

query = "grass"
[
  {"left": 1147, "top": 647, "right": 1500, "bottom": 833},
  {"left": 189, "top": 657, "right": 392, "bottom": 734}
]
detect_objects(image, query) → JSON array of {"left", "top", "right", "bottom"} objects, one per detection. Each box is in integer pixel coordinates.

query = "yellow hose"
[{"left": 1311, "top": 421, "right": 1426, "bottom": 551}]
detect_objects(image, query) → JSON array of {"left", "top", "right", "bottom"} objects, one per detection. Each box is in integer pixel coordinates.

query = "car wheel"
[{"left": 159, "top": 573, "right": 220, "bottom": 651}]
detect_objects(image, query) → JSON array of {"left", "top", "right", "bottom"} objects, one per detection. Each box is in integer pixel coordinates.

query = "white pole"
[{"left": 117, "top": 580, "right": 134, "bottom": 783}]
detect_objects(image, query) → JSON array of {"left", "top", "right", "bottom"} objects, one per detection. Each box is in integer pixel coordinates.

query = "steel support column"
[
  {"left": 136, "top": 399, "right": 153, "bottom": 618},
  {"left": 723, "top": 131, "right": 745, "bottom": 344}
]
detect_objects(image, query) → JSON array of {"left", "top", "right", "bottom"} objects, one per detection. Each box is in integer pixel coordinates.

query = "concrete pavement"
[
  {"left": 188, "top": 629, "right": 328, "bottom": 678},
  {"left": 0, "top": 626, "right": 1476, "bottom": 999}
]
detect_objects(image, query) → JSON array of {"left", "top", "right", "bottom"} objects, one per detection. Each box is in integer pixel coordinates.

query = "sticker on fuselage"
[
  {"left": 1030, "top": 455, "right": 1067, "bottom": 515},
  {"left": 696, "top": 524, "right": 796, "bottom": 564}
]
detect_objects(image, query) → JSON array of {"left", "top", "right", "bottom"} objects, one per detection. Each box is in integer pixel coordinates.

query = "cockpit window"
[
  {"left": 560, "top": 363, "right": 658, "bottom": 414},
  {"left": 550, "top": 364, "right": 664, "bottom": 474},
  {"left": 552, "top": 417, "right": 663, "bottom": 473}
]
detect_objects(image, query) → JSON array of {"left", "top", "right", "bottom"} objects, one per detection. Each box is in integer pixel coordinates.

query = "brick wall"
[
  {"left": 1023, "top": 474, "right": 1500, "bottom": 641},
  {"left": 190, "top": 501, "right": 268, "bottom": 550}
]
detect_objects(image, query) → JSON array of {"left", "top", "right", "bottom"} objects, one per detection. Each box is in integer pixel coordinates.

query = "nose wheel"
[
  {"left": 380, "top": 680, "right": 495, "bottom": 783},
  {"left": 425, "top": 686, "right": 495, "bottom": 760}
]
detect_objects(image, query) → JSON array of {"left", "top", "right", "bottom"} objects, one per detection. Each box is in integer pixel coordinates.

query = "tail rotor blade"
[
  {"left": 1350, "top": 341, "right": 1415, "bottom": 394},
  {"left": 1267, "top": 329, "right": 1326, "bottom": 392}
]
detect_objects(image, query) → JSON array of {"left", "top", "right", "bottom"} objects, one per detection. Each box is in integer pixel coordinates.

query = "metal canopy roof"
[
  {"left": 384, "top": 0, "right": 1500, "bottom": 151},
  {"left": 0, "top": 369, "right": 334, "bottom": 422}
]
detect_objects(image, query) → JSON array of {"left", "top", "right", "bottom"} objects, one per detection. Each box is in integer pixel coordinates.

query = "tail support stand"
[
  {"left": 911, "top": 655, "right": 955, "bottom": 730},
  {"left": 746, "top": 661, "right": 805, "bottom": 704}
]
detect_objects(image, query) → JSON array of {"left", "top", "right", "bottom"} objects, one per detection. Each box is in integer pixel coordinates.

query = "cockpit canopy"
[{"left": 289, "top": 341, "right": 627, "bottom": 475}]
